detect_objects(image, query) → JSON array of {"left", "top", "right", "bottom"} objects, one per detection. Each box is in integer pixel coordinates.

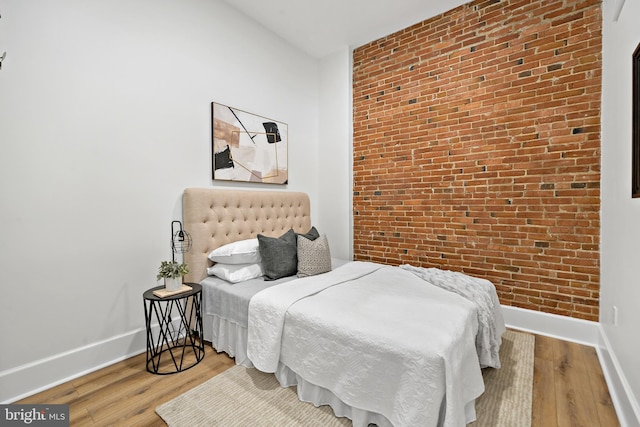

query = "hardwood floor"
[
  {"left": 532, "top": 334, "right": 620, "bottom": 427},
  {"left": 15, "top": 332, "right": 619, "bottom": 426}
]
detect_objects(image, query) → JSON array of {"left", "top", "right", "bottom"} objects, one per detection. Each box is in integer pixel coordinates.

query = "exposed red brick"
[{"left": 353, "top": 0, "right": 602, "bottom": 322}]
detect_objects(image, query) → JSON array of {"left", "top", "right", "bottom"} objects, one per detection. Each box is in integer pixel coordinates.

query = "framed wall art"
[
  {"left": 211, "top": 102, "right": 288, "bottom": 185},
  {"left": 633, "top": 42, "right": 640, "bottom": 198}
]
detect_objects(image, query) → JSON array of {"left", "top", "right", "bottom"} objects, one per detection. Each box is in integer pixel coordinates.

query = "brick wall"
[{"left": 352, "top": 0, "right": 602, "bottom": 321}]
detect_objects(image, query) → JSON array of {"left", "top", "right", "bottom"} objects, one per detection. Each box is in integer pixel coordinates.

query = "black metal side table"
[{"left": 143, "top": 283, "right": 205, "bottom": 374}]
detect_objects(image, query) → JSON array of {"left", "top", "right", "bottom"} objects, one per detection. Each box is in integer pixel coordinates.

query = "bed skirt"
[
  {"left": 204, "top": 313, "right": 476, "bottom": 426},
  {"left": 204, "top": 313, "right": 254, "bottom": 367}
]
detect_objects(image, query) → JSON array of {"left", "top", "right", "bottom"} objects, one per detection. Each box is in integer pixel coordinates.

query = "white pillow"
[
  {"left": 207, "top": 238, "right": 260, "bottom": 264},
  {"left": 207, "top": 263, "right": 263, "bottom": 283}
]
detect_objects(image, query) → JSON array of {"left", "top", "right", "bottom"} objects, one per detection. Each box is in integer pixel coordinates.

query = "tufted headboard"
[{"left": 182, "top": 188, "right": 311, "bottom": 283}]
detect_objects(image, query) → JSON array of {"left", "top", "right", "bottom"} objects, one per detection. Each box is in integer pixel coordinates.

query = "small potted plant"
[{"left": 157, "top": 260, "right": 189, "bottom": 291}]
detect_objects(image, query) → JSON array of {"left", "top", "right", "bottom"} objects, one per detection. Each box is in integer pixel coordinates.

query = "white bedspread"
[
  {"left": 399, "top": 265, "right": 506, "bottom": 368},
  {"left": 247, "top": 261, "right": 487, "bottom": 427}
]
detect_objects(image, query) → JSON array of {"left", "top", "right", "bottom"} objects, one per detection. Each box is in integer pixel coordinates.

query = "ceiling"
[{"left": 220, "top": 0, "right": 470, "bottom": 58}]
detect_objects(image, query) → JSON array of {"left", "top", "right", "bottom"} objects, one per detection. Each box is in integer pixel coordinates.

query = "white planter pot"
[{"left": 164, "top": 276, "right": 182, "bottom": 292}]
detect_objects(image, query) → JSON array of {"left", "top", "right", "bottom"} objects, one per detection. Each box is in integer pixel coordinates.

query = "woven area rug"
[
  {"left": 471, "top": 329, "right": 534, "bottom": 426},
  {"left": 156, "top": 329, "right": 534, "bottom": 426}
]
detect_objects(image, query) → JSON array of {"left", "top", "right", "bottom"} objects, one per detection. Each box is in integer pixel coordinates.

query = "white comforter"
[
  {"left": 399, "top": 265, "right": 506, "bottom": 368},
  {"left": 248, "top": 261, "right": 498, "bottom": 427}
]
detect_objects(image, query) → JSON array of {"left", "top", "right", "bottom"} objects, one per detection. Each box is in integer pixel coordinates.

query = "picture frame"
[
  {"left": 633, "top": 42, "right": 640, "bottom": 198},
  {"left": 211, "top": 102, "right": 288, "bottom": 185}
]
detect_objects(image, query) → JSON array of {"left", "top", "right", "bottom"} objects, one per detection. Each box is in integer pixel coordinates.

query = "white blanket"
[
  {"left": 247, "top": 261, "right": 487, "bottom": 427},
  {"left": 399, "top": 265, "right": 506, "bottom": 368},
  {"left": 247, "top": 261, "right": 383, "bottom": 372}
]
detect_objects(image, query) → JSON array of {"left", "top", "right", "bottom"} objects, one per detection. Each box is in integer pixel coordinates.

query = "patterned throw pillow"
[{"left": 297, "top": 234, "right": 331, "bottom": 278}]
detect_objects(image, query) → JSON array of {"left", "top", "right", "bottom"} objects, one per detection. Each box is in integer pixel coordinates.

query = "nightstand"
[{"left": 143, "top": 283, "right": 205, "bottom": 374}]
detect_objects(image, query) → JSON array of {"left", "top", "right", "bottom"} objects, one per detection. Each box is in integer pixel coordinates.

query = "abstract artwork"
[{"left": 212, "top": 102, "right": 288, "bottom": 184}]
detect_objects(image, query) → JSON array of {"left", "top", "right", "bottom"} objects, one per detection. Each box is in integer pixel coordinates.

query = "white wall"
[
  {"left": 0, "top": 0, "right": 319, "bottom": 402},
  {"left": 317, "top": 47, "right": 353, "bottom": 260},
  {"left": 601, "top": 0, "right": 640, "bottom": 424}
]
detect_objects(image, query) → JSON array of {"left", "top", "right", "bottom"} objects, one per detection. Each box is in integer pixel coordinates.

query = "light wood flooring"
[
  {"left": 532, "top": 334, "right": 619, "bottom": 427},
  {"left": 15, "top": 332, "right": 619, "bottom": 426}
]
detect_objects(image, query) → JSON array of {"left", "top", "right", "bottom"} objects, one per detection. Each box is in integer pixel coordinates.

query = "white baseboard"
[
  {"left": 596, "top": 326, "right": 640, "bottom": 427},
  {"left": 1, "top": 316, "right": 189, "bottom": 404},
  {"left": 0, "top": 327, "right": 148, "bottom": 404},
  {"left": 502, "top": 305, "right": 640, "bottom": 427},
  {"left": 501, "top": 304, "right": 600, "bottom": 345}
]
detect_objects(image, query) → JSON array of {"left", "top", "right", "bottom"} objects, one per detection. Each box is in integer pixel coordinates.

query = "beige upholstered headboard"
[{"left": 182, "top": 188, "right": 311, "bottom": 283}]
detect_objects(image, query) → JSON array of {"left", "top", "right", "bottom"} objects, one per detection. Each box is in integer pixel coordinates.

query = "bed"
[{"left": 182, "top": 188, "right": 506, "bottom": 427}]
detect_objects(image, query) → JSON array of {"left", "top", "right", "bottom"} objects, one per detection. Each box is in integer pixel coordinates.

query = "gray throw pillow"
[
  {"left": 258, "top": 229, "right": 298, "bottom": 280},
  {"left": 297, "top": 234, "right": 332, "bottom": 278},
  {"left": 297, "top": 226, "right": 320, "bottom": 241}
]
